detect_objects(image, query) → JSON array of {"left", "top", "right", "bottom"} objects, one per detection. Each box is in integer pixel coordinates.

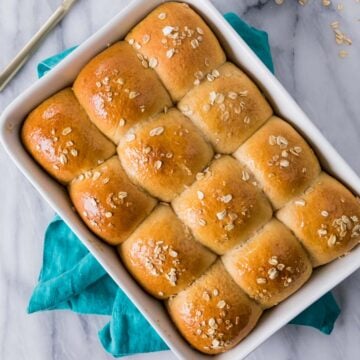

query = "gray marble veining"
[{"left": 0, "top": 0, "right": 360, "bottom": 359}]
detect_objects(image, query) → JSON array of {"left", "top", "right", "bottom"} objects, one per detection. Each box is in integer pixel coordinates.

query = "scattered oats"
[
  {"left": 202, "top": 291, "right": 210, "bottom": 301},
  {"left": 126, "top": 133, "right": 136, "bottom": 142},
  {"left": 337, "top": 3, "right": 344, "bottom": 11},
  {"left": 268, "top": 267, "right": 279, "bottom": 280},
  {"left": 228, "top": 91, "right": 238, "bottom": 100},
  {"left": 149, "top": 57, "right": 158, "bottom": 68},
  {"left": 169, "top": 249, "right": 178, "bottom": 258},
  {"left": 328, "top": 234, "right": 337, "bottom": 247},
  {"left": 95, "top": 81, "right": 102, "bottom": 88},
  {"left": 339, "top": 50, "right": 348, "bottom": 58},
  {"left": 105, "top": 212, "right": 113, "bottom": 218},
  {"left": 256, "top": 277, "right": 267, "bottom": 284},
  {"left": 166, "top": 48, "right": 175, "bottom": 58},
  {"left": 119, "top": 118, "right": 126, "bottom": 127},
  {"left": 53, "top": 164, "right": 60, "bottom": 170},
  {"left": 243, "top": 115, "right": 251, "bottom": 124},
  {"left": 154, "top": 160, "right": 163, "bottom": 170},
  {"left": 242, "top": 170, "right": 250, "bottom": 181},
  {"left": 331, "top": 21, "right": 339, "bottom": 29},
  {"left": 196, "top": 172, "right": 205, "bottom": 181},
  {"left": 199, "top": 218, "right": 207, "bottom": 226},
  {"left": 196, "top": 27, "right": 204, "bottom": 35},
  {"left": 70, "top": 149, "right": 78, "bottom": 157},
  {"left": 142, "top": 34, "right": 151, "bottom": 44},
  {"left": 62, "top": 127, "right": 72, "bottom": 136},
  {"left": 268, "top": 256, "right": 279, "bottom": 266},
  {"left": 208, "top": 318, "right": 216, "bottom": 327},
  {"left": 216, "top": 210, "right": 227, "bottom": 221},
  {"left": 322, "top": 0, "right": 331, "bottom": 6},
  {"left": 275, "top": 0, "right": 284, "bottom": 4},
  {"left": 149, "top": 126, "right": 164, "bottom": 136},
  {"left": 59, "top": 154, "right": 68, "bottom": 165},
  {"left": 191, "top": 39, "right": 200, "bottom": 49},
  {"left": 213, "top": 288, "right": 219, "bottom": 296},
  {"left": 279, "top": 159, "right": 290, "bottom": 168},
  {"left": 129, "top": 91, "right": 140, "bottom": 99},
  {"left": 93, "top": 171, "right": 101, "bottom": 180},
  {"left": 269, "top": 135, "right": 277, "bottom": 145},
  {"left": 162, "top": 26, "right": 174, "bottom": 36},
  {"left": 102, "top": 177, "right": 110, "bottom": 184},
  {"left": 321, "top": 210, "right": 329, "bottom": 217},
  {"left": 318, "top": 228, "right": 328, "bottom": 237},
  {"left": 217, "top": 300, "right": 226, "bottom": 309},
  {"left": 220, "top": 194, "right": 233, "bottom": 203},
  {"left": 225, "top": 224, "right": 235, "bottom": 232},
  {"left": 118, "top": 191, "right": 128, "bottom": 199},
  {"left": 66, "top": 140, "right": 74, "bottom": 147},
  {"left": 197, "top": 190, "right": 205, "bottom": 200},
  {"left": 158, "top": 291, "right": 164, "bottom": 296},
  {"left": 158, "top": 12, "right": 167, "bottom": 20},
  {"left": 295, "top": 199, "right": 306, "bottom": 206}
]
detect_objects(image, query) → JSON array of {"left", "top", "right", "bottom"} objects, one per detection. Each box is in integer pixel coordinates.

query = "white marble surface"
[{"left": 1, "top": 0, "right": 360, "bottom": 359}]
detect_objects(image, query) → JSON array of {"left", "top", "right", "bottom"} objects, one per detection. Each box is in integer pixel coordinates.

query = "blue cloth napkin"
[{"left": 28, "top": 13, "right": 340, "bottom": 358}]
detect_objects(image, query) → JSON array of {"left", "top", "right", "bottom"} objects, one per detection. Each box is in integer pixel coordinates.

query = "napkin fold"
[{"left": 28, "top": 13, "right": 340, "bottom": 358}]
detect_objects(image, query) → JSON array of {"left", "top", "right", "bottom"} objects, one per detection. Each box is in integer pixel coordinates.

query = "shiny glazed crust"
[
  {"left": 119, "top": 204, "right": 216, "bottom": 299},
  {"left": 277, "top": 173, "right": 360, "bottom": 266},
  {"left": 126, "top": 2, "right": 226, "bottom": 101},
  {"left": 20, "top": 2, "right": 360, "bottom": 355},
  {"left": 234, "top": 116, "right": 321, "bottom": 209},
  {"left": 22, "top": 88, "right": 116, "bottom": 184},
  {"left": 167, "top": 261, "right": 262, "bottom": 354},
  {"left": 178, "top": 62, "right": 273, "bottom": 153}
]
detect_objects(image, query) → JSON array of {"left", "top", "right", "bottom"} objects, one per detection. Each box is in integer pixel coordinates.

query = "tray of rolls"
[{"left": 2, "top": 1, "right": 360, "bottom": 359}]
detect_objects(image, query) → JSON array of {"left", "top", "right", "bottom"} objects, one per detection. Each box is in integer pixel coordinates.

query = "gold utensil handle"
[{"left": 0, "top": 0, "right": 77, "bottom": 92}]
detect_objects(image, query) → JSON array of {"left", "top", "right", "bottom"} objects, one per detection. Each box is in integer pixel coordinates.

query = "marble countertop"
[{"left": 1, "top": 0, "right": 360, "bottom": 359}]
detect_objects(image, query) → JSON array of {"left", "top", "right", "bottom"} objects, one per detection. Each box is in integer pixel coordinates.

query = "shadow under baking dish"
[{"left": 1, "top": 0, "right": 360, "bottom": 359}]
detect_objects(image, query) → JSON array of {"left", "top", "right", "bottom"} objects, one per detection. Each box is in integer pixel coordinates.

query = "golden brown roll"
[
  {"left": 277, "top": 172, "right": 360, "bottom": 267},
  {"left": 172, "top": 156, "right": 272, "bottom": 254},
  {"left": 222, "top": 219, "right": 312, "bottom": 308},
  {"left": 178, "top": 62, "right": 273, "bottom": 153},
  {"left": 125, "top": 2, "right": 226, "bottom": 101},
  {"left": 73, "top": 41, "right": 172, "bottom": 144},
  {"left": 69, "top": 156, "right": 157, "bottom": 245},
  {"left": 234, "top": 116, "right": 321, "bottom": 209},
  {"left": 167, "top": 261, "right": 262, "bottom": 354},
  {"left": 117, "top": 108, "right": 213, "bottom": 202},
  {"left": 119, "top": 204, "right": 216, "bottom": 299},
  {"left": 21, "top": 88, "right": 116, "bottom": 184}
]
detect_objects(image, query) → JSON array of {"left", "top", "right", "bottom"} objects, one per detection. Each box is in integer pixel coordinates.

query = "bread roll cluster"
[{"left": 21, "top": 2, "right": 360, "bottom": 354}]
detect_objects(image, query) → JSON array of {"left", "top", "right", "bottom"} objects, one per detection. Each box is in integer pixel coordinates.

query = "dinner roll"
[
  {"left": 172, "top": 156, "right": 272, "bottom": 254},
  {"left": 117, "top": 108, "right": 213, "bottom": 202},
  {"left": 178, "top": 62, "right": 273, "bottom": 153},
  {"left": 73, "top": 41, "right": 172, "bottom": 144},
  {"left": 125, "top": 2, "right": 226, "bottom": 101},
  {"left": 119, "top": 204, "right": 216, "bottom": 299},
  {"left": 277, "top": 173, "right": 360, "bottom": 266},
  {"left": 21, "top": 88, "right": 115, "bottom": 184},
  {"left": 167, "top": 261, "right": 262, "bottom": 354},
  {"left": 69, "top": 156, "right": 156, "bottom": 245},
  {"left": 234, "top": 116, "right": 321, "bottom": 209},
  {"left": 222, "top": 219, "right": 312, "bottom": 308}
]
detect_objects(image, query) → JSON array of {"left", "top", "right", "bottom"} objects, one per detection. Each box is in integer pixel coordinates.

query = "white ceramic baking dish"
[{"left": 1, "top": 0, "right": 360, "bottom": 359}]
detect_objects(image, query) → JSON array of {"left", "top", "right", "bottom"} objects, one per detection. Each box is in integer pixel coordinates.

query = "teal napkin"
[{"left": 28, "top": 13, "right": 340, "bottom": 358}]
